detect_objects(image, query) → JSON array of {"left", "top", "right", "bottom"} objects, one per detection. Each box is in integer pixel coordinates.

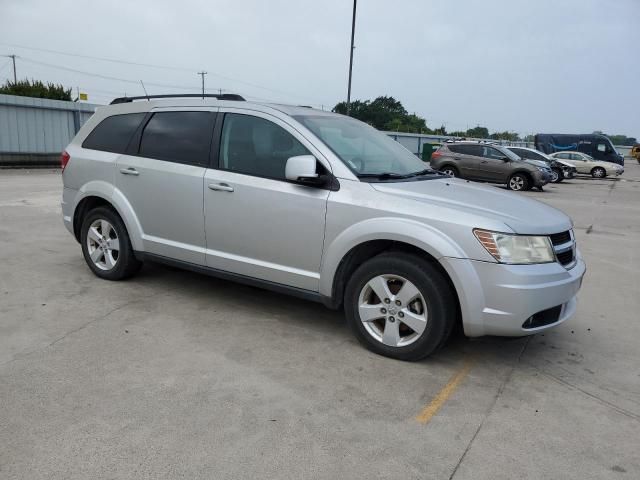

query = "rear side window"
[
  {"left": 82, "top": 113, "right": 145, "bottom": 154},
  {"left": 449, "top": 144, "right": 481, "bottom": 156},
  {"left": 138, "top": 111, "right": 215, "bottom": 166}
]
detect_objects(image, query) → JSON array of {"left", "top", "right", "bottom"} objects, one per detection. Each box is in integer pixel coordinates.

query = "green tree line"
[{"left": 0, "top": 79, "right": 72, "bottom": 101}]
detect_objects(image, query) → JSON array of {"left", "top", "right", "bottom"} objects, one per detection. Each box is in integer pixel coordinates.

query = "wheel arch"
[
  {"left": 320, "top": 219, "right": 465, "bottom": 315},
  {"left": 71, "top": 184, "right": 144, "bottom": 250}
]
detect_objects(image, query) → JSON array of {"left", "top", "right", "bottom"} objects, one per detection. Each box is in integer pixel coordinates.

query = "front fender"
[
  {"left": 319, "top": 217, "right": 467, "bottom": 297},
  {"left": 71, "top": 182, "right": 144, "bottom": 251}
]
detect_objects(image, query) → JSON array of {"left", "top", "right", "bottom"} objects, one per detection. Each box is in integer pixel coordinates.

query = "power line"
[{"left": 2, "top": 42, "right": 329, "bottom": 104}]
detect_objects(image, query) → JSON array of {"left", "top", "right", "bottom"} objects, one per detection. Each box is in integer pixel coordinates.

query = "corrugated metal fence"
[{"left": 0, "top": 94, "right": 97, "bottom": 166}]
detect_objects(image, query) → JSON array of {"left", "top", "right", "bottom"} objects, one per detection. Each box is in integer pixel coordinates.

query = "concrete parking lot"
[{"left": 1, "top": 164, "right": 639, "bottom": 479}]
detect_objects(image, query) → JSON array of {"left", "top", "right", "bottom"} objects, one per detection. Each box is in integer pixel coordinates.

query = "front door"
[
  {"left": 203, "top": 111, "right": 329, "bottom": 291},
  {"left": 474, "top": 146, "right": 512, "bottom": 182},
  {"left": 116, "top": 110, "right": 216, "bottom": 265}
]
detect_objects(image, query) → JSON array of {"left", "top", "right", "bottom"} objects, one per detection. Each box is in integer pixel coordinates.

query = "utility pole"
[
  {"left": 2, "top": 55, "right": 17, "bottom": 83},
  {"left": 346, "top": 0, "right": 357, "bottom": 116},
  {"left": 197, "top": 71, "right": 207, "bottom": 98}
]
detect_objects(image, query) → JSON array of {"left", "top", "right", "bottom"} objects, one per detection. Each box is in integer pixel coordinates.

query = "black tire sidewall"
[
  {"left": 80, "top": 207, "right": 139, "bottom": 280},
  {"left": 344, "top": 253, "right": 455, "bottom": 361}
]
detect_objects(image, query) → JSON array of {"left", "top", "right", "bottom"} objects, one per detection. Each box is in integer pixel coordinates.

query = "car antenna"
[{"left": 139, "top": 80, "right": 150, "bottom": 101}]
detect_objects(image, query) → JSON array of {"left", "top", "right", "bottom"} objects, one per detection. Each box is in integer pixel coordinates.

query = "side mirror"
[
  {"left": 501, "top": 156, "right": 510, "bottom": 162},
  {"left": 285, "top": 155, "right": 322, "bottom": 185}
]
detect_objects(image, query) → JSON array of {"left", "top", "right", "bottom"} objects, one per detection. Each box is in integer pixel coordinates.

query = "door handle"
[
  {"left": 120, "top": 167, "right": 139, "bottom": 176},
  {"left": 208, "top": 182, "right": 234, "bottom": 192}
]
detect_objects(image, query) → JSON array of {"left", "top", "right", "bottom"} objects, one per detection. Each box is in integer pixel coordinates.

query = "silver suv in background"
[
  {"left": 61, "top": 94, "right": 585, "bottom": 361},
  {"left": 430, "top": 141, "right": 552, "bottom": 191}
]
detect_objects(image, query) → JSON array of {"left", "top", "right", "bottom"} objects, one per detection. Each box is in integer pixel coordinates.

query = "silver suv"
[{"left": 61, "top": 94, "right": 586, "bottom": 360}]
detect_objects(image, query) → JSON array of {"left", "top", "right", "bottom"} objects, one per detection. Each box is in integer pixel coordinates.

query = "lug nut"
[
  {"left": 398, "top": 312, "right": 404, "bottom": 318},
  {"left": 384, "top": 298, "right": 390, "bottom": 304},
  {"left": 389, "top": 316, "right": 395, "bottom": 322},
  {"left": 395, "top": 300, "right": 401, "bottom": 306},
  {"left": 380, "top": 308, "right": 387, "bottom": 314}
]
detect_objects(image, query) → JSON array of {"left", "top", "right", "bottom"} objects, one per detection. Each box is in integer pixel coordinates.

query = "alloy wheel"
[
  {"left": 358, "top": 274, "right": 428, "bottom": 347},
  {"left": 509, "top": 176, "right": 525, "bottom": 190},
  {"left": 86, "top": 219, "right": 120, "bottom": 271},
  {"left": 551, "top": 170, "right": 559, "bottom": 182}
]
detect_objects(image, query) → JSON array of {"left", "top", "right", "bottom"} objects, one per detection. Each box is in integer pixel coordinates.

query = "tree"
[
  {"left": 489, "top": 131, "right": 521, "bottom": 141},
  {"left": 0, "top": 79, "right": 72, "bottom": 101},
  {"left": 333, "top": 96, "right": 431, "bottom": 134},
  {"left": 465, "top": 126, "right": 489, "bottom": 138}
]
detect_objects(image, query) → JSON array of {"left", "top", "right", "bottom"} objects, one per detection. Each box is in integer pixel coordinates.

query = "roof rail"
[{"left": 110, "top": 93, "right": 245, "bottom": 104}]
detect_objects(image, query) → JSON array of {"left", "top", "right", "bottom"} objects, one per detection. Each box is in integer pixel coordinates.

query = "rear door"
[
  {"left": 449, "top": 144, "right": 481, "bottom": 178},
  {"left": 116, "top": 109, "right": 216, "bottom": 265}
]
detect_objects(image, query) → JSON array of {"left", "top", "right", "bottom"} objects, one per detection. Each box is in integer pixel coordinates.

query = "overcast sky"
[{"left": 1, "top": 0, "right": 638, "bottom": 137}]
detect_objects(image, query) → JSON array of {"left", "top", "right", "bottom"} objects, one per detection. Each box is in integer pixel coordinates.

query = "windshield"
[{"left": 294, "top": 114, "right": 430, "bottom": 177}]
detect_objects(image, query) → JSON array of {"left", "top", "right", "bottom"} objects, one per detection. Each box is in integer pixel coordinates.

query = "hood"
[
  {"left": 371, "top": 178, "right": 572, "bottom": 235},
  {"left": 553, "top": 159, "right": 574, "bottom": 168},
  {"left": 522, "top": 159, "right": 548, "bottom": 168}
]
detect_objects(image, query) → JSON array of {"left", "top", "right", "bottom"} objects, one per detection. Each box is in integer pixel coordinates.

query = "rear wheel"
[
  {"left": 80, "top": 207, "right": 142, "bottom": 280},
  {"left": 591, "top": 167, "right": 606, "bottom": 178},
  {"left": 440, "top": 166, "right": 459, "bottom": 177},
  {"left": 507, "top": 173, "right": 530, "bottom": 191},
  {"left": 344, "top": 252, "right": 456, "bottom": 361}
]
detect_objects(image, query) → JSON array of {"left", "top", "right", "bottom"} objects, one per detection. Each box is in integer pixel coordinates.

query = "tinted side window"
[
  {"left": 555, "top": 153, "right": 570, "bottom": 160},
  {"left": 481, "top": 147, "right": 505, "bottom": 159},
  {"left": 82, "top": 113, "right": 145, "bottom": 154},
  {"left": 219, "top": 114, "right": 310, "bottom": 180},
  {"left": 448, "top": 145, "right": 462, "bottom": 154},
  {"left": 138, "top": 111, "right": 215, "bottom": 166}
]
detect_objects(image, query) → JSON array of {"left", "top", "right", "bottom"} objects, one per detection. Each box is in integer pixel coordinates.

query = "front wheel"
[
  {"left": 80, "top": 207, "right": 142, "bottom": 280},
  {"left": 344, "top": 252, "right": 456, "bottom": 361},
  {"left": 551, "top": 168, "right": 563, "bottom": 183},
  {"left": 591, "top": 167, "right": 606, "bottom": 178},
  {"left": 507, "top": 173, "right": 530, "bottom": 191},
  {"left": 440, "top": 166, "right": 459, "bottom": 177}
]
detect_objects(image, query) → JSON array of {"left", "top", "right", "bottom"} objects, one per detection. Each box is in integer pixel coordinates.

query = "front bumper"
[
  {"left": 531, "top": 170, "right": 549, "bottom": 187},
  {"left": 442, "top": 252, "right": 586, "bottom": 337},
  {"left": 562, "top": 167, "right": 576, "bottom": 179}
]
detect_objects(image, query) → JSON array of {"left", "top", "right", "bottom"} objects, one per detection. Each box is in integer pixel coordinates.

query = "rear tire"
[
  {"left": 440, "top": 166, "right": 459, "bottom": 177},
  {"left": 344, "top": 252, "right": 456, "bottom": 361},
  {"left": 591, "top": 167, "right": 606, "bottom": 178},
  {"left": 507, "top": 173, "right": 530, "bottom": 191},
  {"left": 80, "top": 207, "right": 142, "bottom": 280}
]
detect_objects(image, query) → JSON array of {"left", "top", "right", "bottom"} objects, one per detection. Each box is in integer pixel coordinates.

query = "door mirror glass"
[{"left": 285, "top": 155, "right": 320, "bottom": 183}]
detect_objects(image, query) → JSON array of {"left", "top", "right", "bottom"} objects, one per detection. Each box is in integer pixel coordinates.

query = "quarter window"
[
  {"left": 138, "top": 111, "right": 215, "bottom": 166},
  {"left": 219, "top": 114, "right": 310, "bottom": 180},
  {"left": 82, "top": 113, "right": 145, "bottom": 154}
]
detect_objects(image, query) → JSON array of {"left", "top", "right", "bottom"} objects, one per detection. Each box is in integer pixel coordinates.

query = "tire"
[
  {"left": 440, "top": 166, "right": 459, "bottom": 177},
  {"left": 591, "top": 167, "right": 606, "bottom": 178},
  {"left": 507, "top": 173, "right": 530, "bottom": 191},
  {"left": 551, "top": 168, "right": 563, "bottom": 183},
  {"left": 344, "top": 252, "right": 456, "bottom": 361},
  {"left": 80, "top": 206, "right": 142, "bottom": 280}
]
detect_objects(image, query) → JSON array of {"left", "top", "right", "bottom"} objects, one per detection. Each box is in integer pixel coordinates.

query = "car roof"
[{"left": 97, "top": 96, "right": 338, "bottom": 119}]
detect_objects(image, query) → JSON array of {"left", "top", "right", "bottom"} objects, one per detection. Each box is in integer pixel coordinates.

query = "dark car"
[
  {"left": 507, "top": 146, "right": 577, "bottom": 183},
  {"left": 430, "top": 141, "right": 552, "bottom": 191},
  {"left": 535, "top": 133, "right": 624, "bottom": 165}
]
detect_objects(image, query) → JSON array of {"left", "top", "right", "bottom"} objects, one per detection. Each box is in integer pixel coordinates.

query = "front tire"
[
  {"left": 551, "top": 168, "right": 563, "bottom": 183},
  {"left": 80, "top": 207, "right": 142, "bottom": 280},
  {"left": 344, "top": 252, "right": 456, "bottom": 361},
  {"left": 507, "top": 173, "right": 530, "bottom": 191},
  {"left": 591, "top": 167, "right": 606, "bottom": 178},
  {"left": 440, "top": 166, "right": 459, "bottom": 177}
]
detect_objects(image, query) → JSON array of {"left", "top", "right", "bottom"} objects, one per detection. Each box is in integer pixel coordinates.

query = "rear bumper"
[
  {"left": 61, "top": 187, "right": 77, "bottom": 237},
  {"left": 442, "top": 252, "right": 586, "bottom": 337}
]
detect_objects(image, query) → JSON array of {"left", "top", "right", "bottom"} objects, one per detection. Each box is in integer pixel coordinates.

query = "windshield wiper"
[
  {"left": 356, "top": 172, "right": 411, "bottom": 180},
  {"left": 406, "top": 168, "right": 438, "bottom": 177}
]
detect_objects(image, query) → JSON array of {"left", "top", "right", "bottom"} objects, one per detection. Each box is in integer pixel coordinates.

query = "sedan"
[{"left": 550, "top": 151, "right": 624, "bottom": 178}]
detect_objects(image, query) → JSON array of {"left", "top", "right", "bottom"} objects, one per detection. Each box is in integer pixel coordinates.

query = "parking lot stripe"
[{"left": 415, "top": 358, "right": 473, "bottom": 424}]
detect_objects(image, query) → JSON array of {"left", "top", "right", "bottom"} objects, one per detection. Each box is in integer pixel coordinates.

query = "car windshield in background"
[{"left": 294, "top": 114, "right": 436, "bottom": 180}]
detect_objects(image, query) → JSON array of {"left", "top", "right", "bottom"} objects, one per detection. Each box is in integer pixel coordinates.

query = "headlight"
[{"left": 474, "top": 229, "right": 555, "bottom": 264}]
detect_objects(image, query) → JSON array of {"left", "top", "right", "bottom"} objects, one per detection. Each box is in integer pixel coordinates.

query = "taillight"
[
  {"left": 431, "top": 151, "right": 442, "bottom": 160},
  {"left": 61, "top": 150, "right": 70, "bottom": 171}
]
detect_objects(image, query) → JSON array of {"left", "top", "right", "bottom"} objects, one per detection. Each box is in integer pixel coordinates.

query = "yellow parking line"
[{"left": 416, "top": 358, "right": 474, "bottom": 424}]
